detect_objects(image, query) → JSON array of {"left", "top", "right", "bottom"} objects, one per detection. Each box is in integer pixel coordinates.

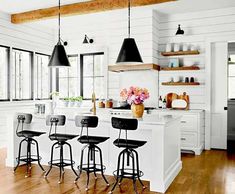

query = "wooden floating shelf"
[
  {"left": 162, "top": 82, "right": 200, "bottom": 86},
  {"left": 161, "top": 66, "right": 200, "bottom": 71},
  {"left": 108, "top": 63, "right": 160, "bottom": 72},
  {"left": 161, "top": 50, "right": 200, "bottom": 56}
]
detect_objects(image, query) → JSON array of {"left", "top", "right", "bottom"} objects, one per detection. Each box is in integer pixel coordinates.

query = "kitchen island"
[{"left": 6, "top": 111, "right": 181, "bottom": 193}]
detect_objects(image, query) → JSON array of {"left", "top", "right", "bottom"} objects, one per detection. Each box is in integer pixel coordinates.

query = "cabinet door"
[{"left": 211, "top": 42, "right": 227, "bottom": 149}]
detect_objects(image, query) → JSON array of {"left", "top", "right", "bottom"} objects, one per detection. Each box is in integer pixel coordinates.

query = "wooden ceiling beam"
[{"left": 11, "top": 0, "right": 175, "bottom": 24}]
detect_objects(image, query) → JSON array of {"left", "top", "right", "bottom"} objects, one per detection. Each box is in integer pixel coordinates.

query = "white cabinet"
[{"left": 153, "top": 110, "right": 205, "bottom": 155}]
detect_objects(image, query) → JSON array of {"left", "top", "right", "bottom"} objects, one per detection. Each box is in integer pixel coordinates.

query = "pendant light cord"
[
  {"left": 58, "top": 0, "right": 61, "bottom": 43},
  {"left": 128, "top": 0, "right": 131, "bottom": 38}
]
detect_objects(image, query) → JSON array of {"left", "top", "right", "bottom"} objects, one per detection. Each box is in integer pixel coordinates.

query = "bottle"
[
  {"left": 158, "top": 96, "right": 163, "bottom": 109},
  {"left": 162, "top": 98, "right": 167, "bottom": 109}
]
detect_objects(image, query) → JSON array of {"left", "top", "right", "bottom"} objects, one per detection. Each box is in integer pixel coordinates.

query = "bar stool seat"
[
  {"left": 49, "top": 133, "right": 78, "bottom": 141},
  {"left": 78, "top": 135, "right": 109, "bottom": 144},
  {"left": 17, "top": 130, "right": 46, "bottom": 138},
  {"left": 113, "top": 139, "right": 146, "bottom": 149}
]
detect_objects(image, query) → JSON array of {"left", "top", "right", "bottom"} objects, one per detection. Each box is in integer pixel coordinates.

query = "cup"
[
  {"left": 166, "top": 43, "right": 172, "bottom": 52},
  {"left": 174, "top": 43, "right": 180, "bottom": 52},
  {"left": 190, "top": 45, "right": 195, "bottom": 51},
  {"left": 185, "top": 77, "right": 189, "bottom": 83},
  {"left": 173, "top": 75, "right": 180, "bottom": 82},
  {"left": 183, "top": 44, "right": 188, "bottom": 51}
]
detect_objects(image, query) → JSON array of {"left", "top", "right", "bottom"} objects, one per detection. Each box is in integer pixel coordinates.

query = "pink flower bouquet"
[{"left": 120, "top": 86, "right": 150, "bottom": 105}]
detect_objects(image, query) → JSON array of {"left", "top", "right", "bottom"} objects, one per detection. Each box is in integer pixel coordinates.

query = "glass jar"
[
  {"left": 98, "top": 99, "right": 105, "bottom": 108},
  {"left": 105, "top": 99, "right": 113, "bottom": 108}
]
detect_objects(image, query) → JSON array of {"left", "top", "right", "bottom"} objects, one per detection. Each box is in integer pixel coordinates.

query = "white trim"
[{"left": 205, "top": 33, "right": 235, "bottom": 150}]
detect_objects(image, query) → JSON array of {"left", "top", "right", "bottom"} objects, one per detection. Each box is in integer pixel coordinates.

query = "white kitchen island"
[{"left": 6, "top": 111, "right": 182, "bottom": 193}]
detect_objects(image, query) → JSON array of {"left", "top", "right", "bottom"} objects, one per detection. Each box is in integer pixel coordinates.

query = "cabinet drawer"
[
  {"left": 181, "top": 133, "right": 197, "bottom": 147},
  {"left": 180, "top": 115, "right": 198, "bottom": 131}
]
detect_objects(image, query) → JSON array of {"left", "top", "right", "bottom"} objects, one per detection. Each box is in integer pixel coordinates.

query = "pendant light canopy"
[
  {"left": 116, "top": 0, "right": 143, "bottom": 64},
  {"left": 48, "top": 0, "right": 70, "bottom": 68}
]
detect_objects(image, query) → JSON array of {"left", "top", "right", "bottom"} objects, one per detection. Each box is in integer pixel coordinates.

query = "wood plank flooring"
[{"left": 1, "top": 149, "right": 235, "bottom": 194}]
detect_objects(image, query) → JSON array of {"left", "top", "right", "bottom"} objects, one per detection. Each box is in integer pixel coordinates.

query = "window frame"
[
  {"left": 35, "top": 52, "right": 52, "bottom": 100},
  {"left": 12, "top": 48, "right": 34, "bottom": 101},
  {"left": 80, "top": 52, "right": 105, "bottom": 100},
  {"left": 0, "top": 45, "right": 10, "bottom": 101}
]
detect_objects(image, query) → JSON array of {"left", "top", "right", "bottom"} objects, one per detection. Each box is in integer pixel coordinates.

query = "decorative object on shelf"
[
  {"left": 190, "top": 45, "right": 196, "bottom": 51},
  {"left": 161, "top": 50, "right": 200, "bottom": 56},
  {"left": 175, "top": 24, "right": 184, "bottom": 35},
  {"left": 173, "top": 43, "right": 180, "bottom": 52},
  {"left": 158, "top": 96, "right": 163, "bottom": 108},
  {"left": 173, "top": 75, "right": 181, "bottom": 82},
  {"left": 162, "top": 82, "right": 200, "bottom": 86},
  {"left": 166, "top": 93, "right": 178, "bottom": 108},
  {"left": 116, "top": 0, "right": 143, "bottom": 64},
  {"left": 168, "top": 58, "right": 179, "bottom": 68},
  {"left": 185, "top": 77, "right": 189, "bottom": 83},
  {"left": 48, "top": 0, "right": 71, "bottom": 68},
  {"left": 183, "top": 43, "right": 188, "bottom": 51},
  {"left": 120, "top": 86, "right": 149, "bottom": 118},
  {"left": 166, "top": 43, "right": 172, "bottom": 52},
  {"left": 165, "top": 92, "right": 189, "bottom": 110},
  {"left": 83, "top": 35, "right": 94, "bottom": 44},
  {"left": 161, "top": 66, "right": 200, "bottom": 71},
  {"left": 190, "top": 77, "right": 195, "bottom": 83}
]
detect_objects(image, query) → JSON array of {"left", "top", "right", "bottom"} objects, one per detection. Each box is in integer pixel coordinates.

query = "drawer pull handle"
[
  {"left": 181, "top": 121, "right": 187, "bottom": 123},
  {"left": 181, "top": 138, "right": 186, "bottom": 141}
]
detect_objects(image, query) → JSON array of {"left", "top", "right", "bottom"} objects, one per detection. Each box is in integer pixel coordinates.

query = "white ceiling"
[{"left": 0, "top": 0, "right": 92, "bottom": 14}]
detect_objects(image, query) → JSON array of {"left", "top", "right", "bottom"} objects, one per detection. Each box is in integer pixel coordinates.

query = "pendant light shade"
[
  {"left": 48, "top": 0, "right": 70, "bottom": 68},
  {"left": 116, "top": 38, "right": 143, "bottom": 64},
  {"left": 116, "top": 0, "right": 143, "bottom": 64},
  {"left": 48, "top": 43, "right": 71, "bottom": 68}
]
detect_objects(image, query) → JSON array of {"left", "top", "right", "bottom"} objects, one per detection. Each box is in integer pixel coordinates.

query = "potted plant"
[
  {"left": 69, "top": 97, "right": 76, "bottom": 107},
  {"left": 74, "top": 96, "right": 83, "bottom": 107},
  {"left": 120, "top": 86, "right": 149, "bottom": 118},
  {"left": 63, "top": 97, "right": 70, "bottom": 107}
]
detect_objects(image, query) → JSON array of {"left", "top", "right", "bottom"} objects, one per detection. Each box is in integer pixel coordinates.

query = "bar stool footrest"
[
  {"left": 78, "top": 164, "right": 106, "bottom": 173},
  {"left": 16, "top": 155, "right": 42, "bottom": 163},
  {"left": 113, "top": 168, "right": 144, "bottom": 179},
  {"left": 48, "top": 159, "right": 75, "bottom": 168}
]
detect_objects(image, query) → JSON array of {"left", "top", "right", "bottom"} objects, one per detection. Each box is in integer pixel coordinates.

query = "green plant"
[
  {"left": 50, "top": 91, "right": 59, "bottom": 97},
  {"left": 64, "top": 97, "right": 70, "bottom": 101},
  {"left": 75, "top": 96, "right": 83, "bottom": 101}
]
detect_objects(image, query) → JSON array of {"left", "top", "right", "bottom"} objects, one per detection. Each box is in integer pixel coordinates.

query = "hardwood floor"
[{"left": 1, "top": 149, "right": 235, "bottom": 194}]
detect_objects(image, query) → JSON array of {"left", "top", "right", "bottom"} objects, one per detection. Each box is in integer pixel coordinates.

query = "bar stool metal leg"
[
  {"left": 14, "top": 138, "right": 26, "bottom": 172},
  {"left": 44, "top": 142, "right": 57, "bottom": 178},
  {"left": 133, "top": 149, "right": 146, "bottom": 189},
  {"left": 86, "top": 146, "right": 91, "bottom": 191},
  {"left": 131, "top": 151, "right": 138, "bottom": 194},
  {"left": 65, "top": 142, "right": 78, "bottom": 177},
  {"left": 32, "top": 138, "right": 45, "bottom": 172},
  {"left": 95, "top": 145, "right": 109, "bottom": 186}
]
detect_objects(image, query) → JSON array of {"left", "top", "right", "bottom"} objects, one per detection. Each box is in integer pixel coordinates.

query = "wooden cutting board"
[
  {"left": 166, "top": 93, "right": 178, "bottom": 108},
  {"left": 178, "top": 92, "right": 190, "bottom": 110}
]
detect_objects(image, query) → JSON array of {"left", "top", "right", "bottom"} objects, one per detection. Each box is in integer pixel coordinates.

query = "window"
[
  {"left": 12, "top": 49, "right": 33, "bottom": 100},
  {"left": 35, "top": 53, "right": 51, "bottom": 99},
  {"left": 0, "top": 46, "right": 9, "bottom": 100},
  {"left": 80, "top": 52, "right": 105, "bottom": 99},
  {"left": 58, "top": 55, "right": 79, "bottom": 98}
]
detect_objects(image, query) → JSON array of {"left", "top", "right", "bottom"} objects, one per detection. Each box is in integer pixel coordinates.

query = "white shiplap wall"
[
  {"left": 156, "top": 7, "right": 235, "bottom": 109},
  {"left": 0, "top": 11, "right": 54, "bottom": 54},
  {"left": 59, "top": 7, "right": 156, "bottom": 100}
]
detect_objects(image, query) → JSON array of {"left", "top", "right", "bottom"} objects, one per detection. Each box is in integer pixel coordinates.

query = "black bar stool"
[
  {"left": 14, "top": 113, "right": 46, "bottom": 177},
  {"left": 74, "top": 115, "right": 110, "bottom": 191},
  {"left": 44, "top": 115, "right": 78, "bottom": 184},
  {"left": 109, "top": 117, "right": 147, "bottom": 194}
]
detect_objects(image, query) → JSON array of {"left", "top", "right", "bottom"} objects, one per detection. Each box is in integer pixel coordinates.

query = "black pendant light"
[
  {"left": 48, "top": 0, "right": 70, "bottom": 68},
  {"left": 175, "top": 24, "right": 184, "bottom": 35},
  {"left": 116, "top": 0, "right": 143, "bottom": 64}
]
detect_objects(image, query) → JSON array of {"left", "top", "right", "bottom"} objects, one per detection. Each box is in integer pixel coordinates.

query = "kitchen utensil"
[
  {"left": 172, "top": 99, "right": 187, "bottom": 110},
  {"left": 178, "top": 92, "right": 190, "bottom": 110},
  {"left": 166, "top": 93, "right": 178, "bottom": 108}
]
